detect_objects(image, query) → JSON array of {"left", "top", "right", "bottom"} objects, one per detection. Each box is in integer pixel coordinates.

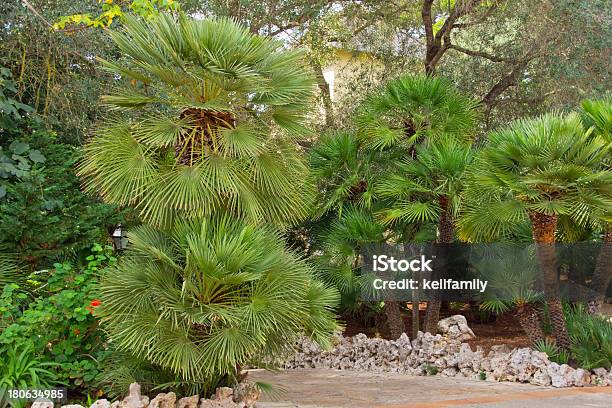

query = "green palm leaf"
[
  {"left": 80, "top": 13, "right": 317, "bottom": 227},
  {"left": 99, "top": 217, "right": 340, "bottom": 388}
]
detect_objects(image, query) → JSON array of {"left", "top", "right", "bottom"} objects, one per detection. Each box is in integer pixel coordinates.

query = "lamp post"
[{"left": 111, "top": 224, "right": 128, "bottom": 250}]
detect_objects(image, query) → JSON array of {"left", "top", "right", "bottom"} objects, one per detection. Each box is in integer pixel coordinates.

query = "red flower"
[{"left": 86, "top": 299, "right": 102, "bottom": 314}]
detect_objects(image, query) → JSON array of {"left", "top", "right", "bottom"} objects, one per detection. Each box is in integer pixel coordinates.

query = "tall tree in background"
[
  {"left": 313, "top": 0, "right": 610, "bottom": 130},
  {"left": 460, "top": 112, "right": 612, "bottom": 349},
  {"left": 580, "top": 99, "right": 612, "bottom": 314}
]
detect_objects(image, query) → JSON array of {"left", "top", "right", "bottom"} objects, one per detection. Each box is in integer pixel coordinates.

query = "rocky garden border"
[{"left": 285, "top": 315, "right": 612, "bottom": 388}]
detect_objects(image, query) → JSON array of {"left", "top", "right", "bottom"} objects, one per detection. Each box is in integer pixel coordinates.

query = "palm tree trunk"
[
  {"left": 424, "top": 299, "right": 441, "bottom": 334},
  {"left": 515, "top": 303, "right": 544, "bottom": 346},
  {"left": 379, "top": 243, "right": 406, "bottom": 338},
  {"left": 588, "top": 224, "right": 611, "bottom": 314},
  {"left": 412, "top": 269, "right": 420, "bottom": 339},
  {"left": 385, "top": 301, "right": 405, "bottom": 340},
  {"left": 424, "top": 195, "right": 453, "bottom": 334},
  {"left": 529, "top": 212, "right": 571, "bottom": 350}
]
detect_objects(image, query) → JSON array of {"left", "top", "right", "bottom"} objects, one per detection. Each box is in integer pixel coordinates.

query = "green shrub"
[
  {"left": 536, "top": 305, "right": 612, "bottom": 369},
  {"left": 0, "top": 245, "right": 115, "bottom": 395},
  {"left": 565, "top": 304, "right": 612, "bottom": 369},
  {"left": 534, "top": 338, "right": 569, "bottom": 365},
  {"left": 424, "top": 363, "right": 438, "bottom": 376},
  {"left": 99, "top": 217, "right": 339, "bottom": 396},
  {"left": 0, "top": 346, "right": 60, "bottom": 408},
  {"left": 0, "top": 120, "right": 130, "bottom": 267}
]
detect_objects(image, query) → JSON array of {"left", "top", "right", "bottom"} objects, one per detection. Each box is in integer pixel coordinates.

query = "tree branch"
[
  {"left": 448, "top": 44, "right": 519, "bottom": 63},
  {"left": 482, "top": 59, "right": 530, "bottom": 110},
  {"left": 20, "top": 0, "right": 54, "bottom": 28},
  {"left": 423, "top": 0, "right": 484, "bottom": 74}
]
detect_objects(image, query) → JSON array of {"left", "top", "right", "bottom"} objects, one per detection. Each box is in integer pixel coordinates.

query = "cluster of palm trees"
[
  {"left": 311, "top": 75, "right": 611, "bottom": 349},
  {"left": 80, "top": 12, "right": 610, "bottom": 390},
  {"left": 80, "top": 14, "right": 339, "bottom": 393}
]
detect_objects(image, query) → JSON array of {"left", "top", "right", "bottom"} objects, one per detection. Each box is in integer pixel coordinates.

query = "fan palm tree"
[
  {"left": 375, "top": 138, "right": 474, "bottom": 333},
  {"left": 474, "top": 245, "right": 545, "bottom": 345},
  {"left": 309, "top": 134, "right": 408, "bottom": 338},
  {"left": 580, "top": 98, "right": 611, "bottom": 313},
  {"left": 354, "top": 74, "right": 480, "bottom": 334},
  {"left": 79, "top": 13, "right": 316, "bottom": 227},
  {"left": 355, "top": 74, "right": 480, "bottom": 152},
  {"left": 99, "top": 216, "right": 339, "bottom": 394},
  {"left": 310, "top": 133, "right": 378, "bottom": 215},
  {"left": 459, "top": 112, "right": 612, "bottom": 349}
]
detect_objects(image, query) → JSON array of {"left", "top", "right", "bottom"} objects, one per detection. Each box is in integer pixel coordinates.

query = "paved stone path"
[{"left": 250, "top": 369, "right": 611, "bottom": 408}]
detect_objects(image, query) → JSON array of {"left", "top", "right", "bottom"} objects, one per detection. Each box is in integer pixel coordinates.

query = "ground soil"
[{"left": 343, "top": 302, "right": 531, "bottom": 352}]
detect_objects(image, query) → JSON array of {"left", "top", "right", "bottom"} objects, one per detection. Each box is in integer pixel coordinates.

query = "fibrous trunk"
[
  {"left": 588, "top": 224, "right": 611, "bottom": 314},
  {"left": 424, "top": 195, "right": 453, "bottom": 334},
  {"left": 176, "top": 108, "right": 235, "bottom": 165},
  {"left": 385, "top": 300, "right": 405, "bottom": 340},
  {"left": 529, "top": 212, "right": 571, "bottom": 350},
  {"left": 515, "top": 303, "right": 544, "bottom": 346}
]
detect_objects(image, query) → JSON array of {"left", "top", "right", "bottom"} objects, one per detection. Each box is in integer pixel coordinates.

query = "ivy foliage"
[
  {"left": 54, "top": 0, "right": 181, "bottom": 30},
  {"left": 0, "top": 69, "right": 129, "bottom": 267},
  {"left": 0, "top": 245, "right": 115, "bottom": 397}
]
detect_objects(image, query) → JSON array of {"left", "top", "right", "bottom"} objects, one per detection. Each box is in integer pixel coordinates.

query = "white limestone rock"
[
  {"left": 149, "top": 393, "right": 176, "bottom": 408},
  {"left": 573, "top": 368, "right": 591, "bottom": 387},
  {"left": 547, "top": 363, "right": 576, "bottom": 387},
  {"left": 32, "top": 401, "right": 54, "bottom": 408},
  {"left": 530, "top": 369, "right": 552, "bottom": 386},
  {"left": 437, "top": 315, "right": 476, "bottom": 341},
  {"left": 90, "top": 400, "right": 111, "bottom": 408},
  {"left": 177, "top": 395, "right": 199, "bottom": 408},
  {"left": 119, "top": 383, "right": 148, "bottom": 408}
]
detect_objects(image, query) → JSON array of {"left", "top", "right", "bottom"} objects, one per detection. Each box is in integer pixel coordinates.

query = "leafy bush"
[
  {"left": 565, "top": 304, "right": 612, "bottom": 369},
  {"left": 0, "top": 245, "right": 115, "bottom": 394},
  {"left": 534, "top": 338, "right": 570, "bottom": 365},
  {"left": 0, "top": 66, "right": 33, "bottom": 131},
  {"left": 99, "top": 217, "right": 339, "bottom": 396},
  {"left": 0, "top": 119, "right": 128, "bottom": 267},
  {"left": 0, "top": 346, "right": 60, "bottom": 408}
]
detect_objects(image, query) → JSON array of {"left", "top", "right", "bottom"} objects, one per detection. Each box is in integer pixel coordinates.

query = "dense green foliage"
[
  {"left": 459, "top": 113, "right": 612, "bottom": 242},
  {"left": 0, "top": 67, "right": 127, "bottom": 267},
  {"left": 0, "top": 245, "right": 114, "bottom": 397},
  {"left": 80, "top": 13, "right": 316, "bottom": 227},
  {"left": 99, "top": 217, "right": 339, "bottom": 394},
  {"left": 0, "top": 124, "right": 126, "bottom": 266}
]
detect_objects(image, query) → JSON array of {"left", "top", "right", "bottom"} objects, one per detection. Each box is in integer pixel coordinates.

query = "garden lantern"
[{"left": 111, "top": 224, "right": 128, "bottom": 250}]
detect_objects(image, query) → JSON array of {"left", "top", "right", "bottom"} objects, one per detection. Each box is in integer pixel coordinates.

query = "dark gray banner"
[{"left": 359, "top": 243, "right": 610, "bottom": 302}]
